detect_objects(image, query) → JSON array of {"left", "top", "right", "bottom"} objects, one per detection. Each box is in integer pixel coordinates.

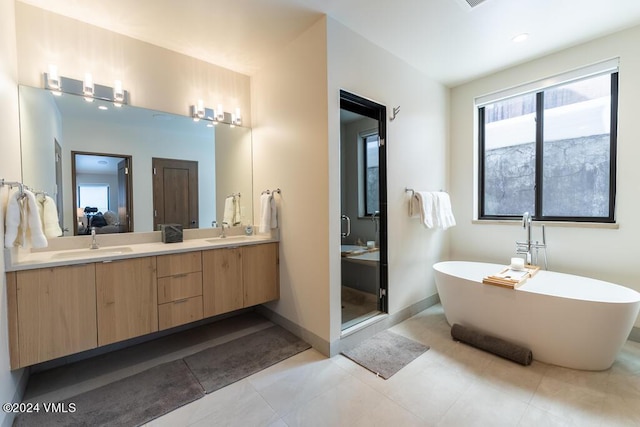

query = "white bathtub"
[{"left": 433, "top": 261, "right": 640, "bottom": 370}]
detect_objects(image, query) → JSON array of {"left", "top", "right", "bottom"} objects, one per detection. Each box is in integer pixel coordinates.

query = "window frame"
[
  {"left": 360, "top": 130, "right": 379, "bottom": 217},
  {"left": 477, "top": 71, "right": 618, "bottom": 223}
]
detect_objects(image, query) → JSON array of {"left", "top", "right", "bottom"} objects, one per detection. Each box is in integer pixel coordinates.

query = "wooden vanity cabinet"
[
  {"left": 6, "top": 242, "right": 278, "bottom": 369},
  {"left": 96, "top": 257, "right": 158, "bottom": 346},
  {"left": 8, "top": 264, "right": 97, "bottom": 368},
  {"left": 157, "top": 252, "right": 204, "bottom": 330}
]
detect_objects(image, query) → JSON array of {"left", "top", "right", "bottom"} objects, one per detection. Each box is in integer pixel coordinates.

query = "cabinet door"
[
  {"left": 16, "top": 264, "right": 97, "bottom": 367},
  {"left": 96, "top": 257, "right": 158, "bottom": 346},
  {"left": 243, "top": 243, "right": 279, "bottom": 307},
  {"left": 202, "top": 247, "right": 242, "bottom": 317}
]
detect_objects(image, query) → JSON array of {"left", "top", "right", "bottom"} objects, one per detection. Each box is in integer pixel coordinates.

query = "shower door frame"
[{"left": 339, "top": 89, "right": 388, "bottom": 318}]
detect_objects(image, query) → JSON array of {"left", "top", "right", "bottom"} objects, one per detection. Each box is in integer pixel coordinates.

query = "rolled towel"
[{"left": 451, "top": 323, "right": 532, "bottom": 366}]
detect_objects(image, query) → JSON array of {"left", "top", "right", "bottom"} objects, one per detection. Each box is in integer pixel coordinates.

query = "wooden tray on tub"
[{"left": 482, "top": 265, "right": 540, "bottom": 289}]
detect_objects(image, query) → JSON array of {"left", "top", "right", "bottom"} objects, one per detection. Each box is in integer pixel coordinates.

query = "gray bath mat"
[
  {"left": 184, "top": 325, "right": 311, "bottom": 393},
  {"left": 342, "top": 330, "right": 429, "bottom": 379},
  {"left": 15, "top": 359, "right": 204, "bottom": 427}
]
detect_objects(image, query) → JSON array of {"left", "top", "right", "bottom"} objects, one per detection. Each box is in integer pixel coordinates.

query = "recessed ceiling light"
[
  {"left": 512, "top": 33, "right": 529, "bottom": 43},
  {"left": 97, "top": 160, "right": 108, "bottom": 165},
  {"left": 98, "top": 105, "right": 108, "bottom": 110}
]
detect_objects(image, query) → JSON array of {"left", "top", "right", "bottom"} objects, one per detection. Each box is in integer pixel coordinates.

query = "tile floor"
[{"left": 25, "top": 305, "right": 640, "bottom": 426}]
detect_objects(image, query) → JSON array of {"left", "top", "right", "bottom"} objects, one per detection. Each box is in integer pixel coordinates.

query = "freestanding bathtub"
[{"left": 433, "top": 261, "right": 640, "bottom": 370}]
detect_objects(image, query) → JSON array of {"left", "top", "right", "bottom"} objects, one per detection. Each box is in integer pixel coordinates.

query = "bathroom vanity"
[{"left": 4, "top": 234, "right": 279, "bottom": 369}]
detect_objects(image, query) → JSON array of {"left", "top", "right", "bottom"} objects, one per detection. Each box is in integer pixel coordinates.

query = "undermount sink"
[{"left": 50, "top": 246, "right": 134, "bottom": 259}]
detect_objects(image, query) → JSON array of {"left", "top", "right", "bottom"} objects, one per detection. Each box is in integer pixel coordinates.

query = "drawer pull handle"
[
  {"left": 174, "top": 298, "right": 189, "bottom": 304},
  {"left": 173, "top": 273, "right": 188, "bottom": 278}
]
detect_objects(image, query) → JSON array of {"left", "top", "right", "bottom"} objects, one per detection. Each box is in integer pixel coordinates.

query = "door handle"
[{"left": 341, "top": 214, "right": 351, "bottom": 238}]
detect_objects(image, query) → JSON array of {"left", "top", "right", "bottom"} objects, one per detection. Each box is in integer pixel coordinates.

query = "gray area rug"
[
  {"left": 15, "top": 359, "right": 204, "bottom": 427},
  {"left": 342, "top": 330, "right": 429, "bottom": 379},
  {"left": 184, "top": 325, "right": 312, "bottom": 393}
]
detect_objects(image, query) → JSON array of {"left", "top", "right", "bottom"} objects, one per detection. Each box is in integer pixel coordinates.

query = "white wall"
[
  {"left": 327, "top": 18, "right": 449, "bottom": 344},
  {"left": 450, "top": 25, "right": 640, "bottom": 328},
  {"left": 0, "top": 1, "right": 27, "bottom": 425},
  {"left": 251, "top": 17, "right": 331, "bottom": 343},
  {"left": 252, "top": 16, "right": 449, "bottom": 349}
]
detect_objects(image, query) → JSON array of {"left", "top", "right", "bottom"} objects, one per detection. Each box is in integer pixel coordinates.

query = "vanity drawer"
[
  {"left": 156, "top": 252, "right": 202, "bottom": 278},
  {"left": 157, "top": 271, "right": 203, "bottom": 304},
  {"left": 158, "top": 296, "right": 203, "bottom": 330}
]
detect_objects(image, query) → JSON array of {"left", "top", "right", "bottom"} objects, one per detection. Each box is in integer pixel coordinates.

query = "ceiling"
[{"left": 17, "top": 0, "right": 640, "bottom": 87}]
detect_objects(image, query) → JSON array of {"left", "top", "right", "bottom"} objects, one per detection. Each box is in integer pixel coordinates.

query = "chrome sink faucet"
[{"left": 89, "top": 227, "right": 99, "bottom": 249}]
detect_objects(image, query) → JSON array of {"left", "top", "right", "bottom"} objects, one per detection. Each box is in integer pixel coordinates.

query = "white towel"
[
  {"left": 259, "top": 193, "right": 277, "bottom": 234},
  {"left": 434, "top": 192, "right": 456, "bottom": 230},
  {"left": 0, "top": 185, "right": 9, "bottom": 248},
  {"left": 4, "top": 188, "right": 22, "bottom": 248},
  {"left": 42, "top": 195, "right": 63, "bottom": 238},
  {"left": 223, "top": 196, "right": 236, "bottom": 225},
  {"left": 23, "top": 190, "right": 48, "bottom": 248},
  {"left": 233, "top": 195, "right": 241, "bottom": 225},
  {"left": 413, "top": 191, "right": 435, "bottom": 228},
  {"left": 5, "top": 189, "right": 48, "bottom": 248}
]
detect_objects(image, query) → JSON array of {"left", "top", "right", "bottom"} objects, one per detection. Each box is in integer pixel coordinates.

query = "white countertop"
[{"left": 5, "top": 232, "right": 278, "bottom": 272}]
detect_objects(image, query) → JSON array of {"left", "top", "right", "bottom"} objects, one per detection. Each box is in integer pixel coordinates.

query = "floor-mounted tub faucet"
[{"left": 515, "top": 212, "right": 548, "bottom": 269}]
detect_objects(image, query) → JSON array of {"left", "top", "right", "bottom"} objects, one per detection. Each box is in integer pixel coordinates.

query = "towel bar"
[
  {"left": 405, "top": 187, "right": 447, "bottom": 196},
  {"left": 261, "top": 188, "right": 281, "bottom": 195},
  {"left": 1, "top": 179, "right": 26, "bottom": 198}
]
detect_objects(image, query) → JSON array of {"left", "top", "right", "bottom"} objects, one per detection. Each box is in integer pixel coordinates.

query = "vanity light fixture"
[
  {"left": 232, "top": 108, "right": 242, "bottom": 127},
  {"left": 47, "top": 65, "right": 62, "bottom": 96},
  {"left": 189, "top": 102, "right": 240, "bottom": 127},
  {"left": 42, "top": 69, "right": 129, "bottom": 106},
  {"left": 192, "top": 99, "right": 205, "bottom": 122},
  {"left": 113, "top": 80, "right": 124, "bottom": 107},
  {"left": 216, "top": 104, "right": 225, "bottom": 122},
  {"left": 83, "top": 73, "right": 95, "bottom": 102}
]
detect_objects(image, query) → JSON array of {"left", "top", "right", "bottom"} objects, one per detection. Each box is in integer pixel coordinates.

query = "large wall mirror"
[{"left": 18, "top": 85, "right": 253, "bottom": 237}]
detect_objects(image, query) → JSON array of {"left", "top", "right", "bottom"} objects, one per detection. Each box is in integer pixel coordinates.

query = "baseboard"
[
  {"left": 0, "top": 367, "right": 29, "bottom": 427},
  {"left": 257, "top": 294, "right": 441, "bottom": 358},
  {"left": 630, "top": 326, "right": 640, "bottom": 343},
  {"left": 255, "top": 306, "right": 331, "bottom": 356}
]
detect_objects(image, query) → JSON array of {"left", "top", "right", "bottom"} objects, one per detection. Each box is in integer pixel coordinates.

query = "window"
[
  {"left": 362, "top": 131, "right": 379, "bottom": 216},
  {"left": 78, "top": 184, "right": 110, "bottom": 213},
  {"left": 478, "top": 67, "right": 618, "bottom": 222}
]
